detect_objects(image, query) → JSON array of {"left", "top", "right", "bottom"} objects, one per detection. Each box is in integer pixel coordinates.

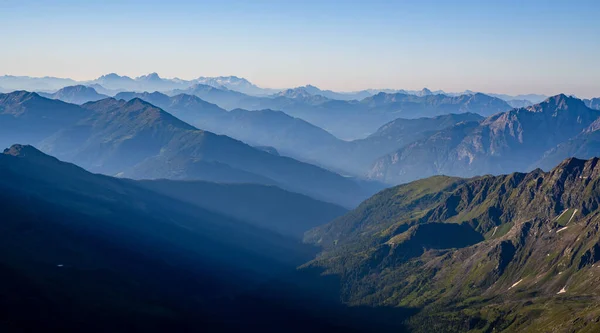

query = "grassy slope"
[{"left": 305, "top": 157, "right": 600, "bottom": 332}]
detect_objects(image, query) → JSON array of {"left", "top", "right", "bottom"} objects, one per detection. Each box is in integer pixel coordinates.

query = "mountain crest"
[
  {"left": 277, "top": 87, "right": 313, "bottom": 98},
  {"left": 1, "top": 144, "right": 67, "bottom": 168},
  {"left": 55, "top": 85, "right": 93, "bottom": 93},
  {"left": 527, "top": 93, "right": 587, "bottom": 113},
  {"left": 136, "top": 72, "right": 161, "bottom": 81},
  {"left": 0, "top": 90, "right": 40, "bottom": 101},
  {"left": 170, "top": 93, "right": 212, "bottom": 106},
  {"left": 3, "top": 144, "right": 45, "bottom": 158},
  {"left": 97, "top": 73, "right": 131, "bottom": 80},
  {"left": 416, "top": 88, "right": 433, "bottom": 96},
  {"left": 125, "top": 97, "right": 153, "bottom": 106},
  {"left": 551, "top": 156, "right": 600, "bottom": 180}
]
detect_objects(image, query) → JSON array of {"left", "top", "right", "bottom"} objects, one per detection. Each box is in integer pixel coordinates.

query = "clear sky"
[{"left": 1, "top": 0, "right": 599, "bottom": 97}]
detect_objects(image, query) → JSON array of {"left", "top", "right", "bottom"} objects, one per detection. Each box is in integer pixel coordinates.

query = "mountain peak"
[
  {"left": 195, "top": 76, "right": 250, "bottom": 86},
  {"left": 1, "top": 90, "right": 40, "bottom": 100},
  {"left": 0, "top": 91, "right": 47, "bottom": 108},
  {"left": 124, "top": 97, "right": 158, "bottom": 109},
  {"left": 136, "top": 72, "right": 161, "bottom": 81},
  {"left": 55, "top": 85, "right": 97, "bottom": 93},
  {"left": 170, "top": 93, "right": 212, "bottom": 106},
  {"left": 551, "top": 156, "right": 600, "bottom": 180},
  {"left": 98, "top": 73, "right": 124, "bottom": 80},
  {"left": 3, "top": 144, "right": 47, "bottom": 159},
  {"left": 545, "top": 93, "right": 581, "bottom": 107},
  {"left": 278, "top": 87, "right": 313, "bottom": 98},
  {"left": 526, "top": 93, "right": 588, "bottom": 113},
  {"left": 416, "top": 88, "right": 433, "bottom": 96}
]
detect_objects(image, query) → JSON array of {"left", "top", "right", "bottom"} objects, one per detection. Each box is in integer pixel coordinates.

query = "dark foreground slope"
[
  {"left": 306, "top": 157, "right": 600, "bottom": 332},
  {"left": 0, "top": 145, "right": 412, "bottom": 333}
]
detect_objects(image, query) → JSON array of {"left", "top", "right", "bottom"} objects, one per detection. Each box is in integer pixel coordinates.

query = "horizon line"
[{"left": 0, "top": 72, "right": 594, "bottom": 99}]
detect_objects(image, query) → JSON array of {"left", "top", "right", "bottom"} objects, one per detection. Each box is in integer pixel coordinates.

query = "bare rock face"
[
  {"left": 368, "top": 94, "right": 600, "bottom": 185},
  {"left": 584, "top": 97, "right": 600, "bottom": 110}
]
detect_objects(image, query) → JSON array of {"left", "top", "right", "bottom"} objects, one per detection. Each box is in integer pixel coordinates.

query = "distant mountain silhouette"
[
  {"left": 360, "top": 92, "right": 511, "bottom": 117},
  {"left": 290, "top": 85, "right": 372, "bottom": 101},
  {"left": 195, "top": 76, "right": 280, "bottom": 95},
  {"left": 39, "top": 85, "right": 109, "bottom": 104},
  {"left": 172, "top": 85, "right": 511, "bottom": 140},
  {"left": 115, "top": 92, "right": 484, "bottom": 178},
  {"left": 0, "top": 74, "right": 77, "bottom": 91},
  {"left": 91, "top": 73, "right": 139, "bottom": 90},
  {"left": 115, "top": 91, "right": 342, "bottom": 160},
  {"left": 488, "top": 92, "right": 548, "bottom": 103}
]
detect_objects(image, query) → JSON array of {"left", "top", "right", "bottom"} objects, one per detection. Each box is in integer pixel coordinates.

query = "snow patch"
[
  {"left": 566, "top": 209, "right": 578, "bottom": 225},
  {"left": 557, "top": 226, "right": 568, "bottom": 233},
  {"left": 555, "top": 209, "right": 568, "bottom": 221},
  {"left": 509, "top": 278, "right": 523, "bottom": 290},
  {"left": 557, "top": 286, "right": 567, "bottom": 294}
]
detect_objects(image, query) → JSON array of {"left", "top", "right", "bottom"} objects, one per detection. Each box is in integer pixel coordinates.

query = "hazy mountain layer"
[
  {"left": 171, "top": 85, "right": 512, "bottom": 139},
  {"left": 114, "top": 91, "right": 484, "bottom": 177},
  {"left": 137, "top": 179, "right": 347, "bottom": 238},
  {"left": 38, "top": 85, "right": 109, "bottom": 104},
  {"left": 0, "top": 91, "right": 369, "bottom": 207}
]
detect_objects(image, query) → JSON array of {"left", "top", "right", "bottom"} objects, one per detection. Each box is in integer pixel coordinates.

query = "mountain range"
[
  {"left": 369, "top": 94, "right": 600, "bottom": 184},
  {"left": 0, "top": 73, "right": 541, "bottom": 141},
  {"left": 113, "top": 90, "right": 587, "bottom": 186},
  {"left": 1, "top": 72, "right": 551, "bottom": 108},
  {"left": 0, "top": 91, "right": 372, "bottom": 207},
  {"left": 112, "top": 91, "right": 486, "bottom": 176},
  {"left": 168, "top": 84, "right": 512, "bottom": 139},
  {"left": 3, "top": 72, "right": 600, "bottom": 332},
  {"left": 11, "top": 85, "right": 600, "bottom": 191},
  {"left": 39, "top": 86, "right": 600, "bottom": 186}
]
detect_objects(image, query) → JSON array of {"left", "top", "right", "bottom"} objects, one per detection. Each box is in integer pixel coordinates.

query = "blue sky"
[{"left": 1, "top": 0, "right": 599, "bottom": 97}]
